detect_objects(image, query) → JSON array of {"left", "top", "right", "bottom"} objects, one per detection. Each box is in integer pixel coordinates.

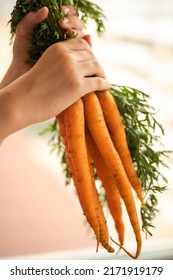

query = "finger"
[
  {"left": 29, "top": 7, "right": 48, "bottom": 25},
  {"left": 82, "top": 77, "right": 110, "bottom": 95},
  {"left": 79, "top": 60, "right": 106, "bottom": 79},
  {"left": 62, "top": 37, "right": 91, "bottom": 51},
  {"left": 59, "top": 15, "right": 84, "bottom": 31},
  {"left": 72, "top": 50, "right": 94, "bottom": 63},
  {"left": 16, "top": 7, "right": 48, "bottom": 37},
  {"left": 83, "top": 34, "right": 92, "bottom": 47},
  {"left": 61, "top": 5, "right": 78, "bottom": 16}
]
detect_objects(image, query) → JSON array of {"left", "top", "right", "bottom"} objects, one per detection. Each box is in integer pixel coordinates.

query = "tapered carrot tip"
[
  {"left": 104, "top": 243, "right": 115, "bottom": 253},
  {"left": 110, "top": 237, "right": 140, "bottom": 259},
  {"left": 141, "top": 197, "right": 145, "bottom": 209},
  {"left": 107, "top": 246, "right": 115, "bottom": 253},
  {"left": 96, "top": 243, "right": 114, "bottom": 253},
  {"left": 137, "top": 190, "right": 145, "bottom": 208},
  {"left": 96, "top": 239, "right": 100, "bottom": 253},
  {"left": 115, "top": 247, "right": 122, "bottom": 256}
]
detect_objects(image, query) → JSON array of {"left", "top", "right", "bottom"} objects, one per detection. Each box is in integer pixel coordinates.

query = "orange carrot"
[
  {"left": 59, "top": 99, "right": 100, "bottom": 250},
  {"left": 62, "top": 98, "right": 114, "bottom": 252},
  {"left": 86, "top": 127, "right": 125, "bottom": 246},
  {"left": 97, "top": 90, "right": 145, "bottom": 207},
  {"left": 56, "top": 112, "right": 73, "bottom": 177},
  {"left": 86, "top": 137, "right": 115, "bottom": 253},
  {"left": 83, "top": 92, "right": 142, "bottom": 259}
]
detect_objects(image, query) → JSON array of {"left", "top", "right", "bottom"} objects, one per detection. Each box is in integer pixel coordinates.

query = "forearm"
[
  {"left": 0, "top": 64, "right": 23, "bottom": 142},
  {"left": 0, "top": 60, "right": 29, "bottom": 89},
  {"left": 0, "top": 75, "right": 30, "bottom": 142},
  {"left": 0, "top": 89, "right": 16, "bottom": 142}
]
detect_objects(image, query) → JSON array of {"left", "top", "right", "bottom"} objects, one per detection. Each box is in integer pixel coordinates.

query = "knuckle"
[
  {"left": 51, "top": 42, "right": 63, "bottom": 53},
  {"left": 50, "top": 42, "right": 70, "bottom": 60},
  {"left": 71, "top": 76, "right": 81, "bottom": 91},
  {"left": 78, "top": 37, "right": 88, "bottom": 48},
  {"left": 69, "top": 74, "right": 82, "bottom": 94},
  {"left": 96, "top": 77, "right": 104, "bottom": 90},
  {"left": 92, "top": 59, "right": 99, "bottom": 68}
]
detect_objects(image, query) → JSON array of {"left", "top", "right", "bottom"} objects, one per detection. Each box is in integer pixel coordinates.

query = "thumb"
[
  {"left": 83, "top": 34, "right": 92, "bottom": 47},
  {"left": 82, "top": 77, "right": 110, "bottom": 96},
  {"left": 16, "top": 7, "right": 48, "bottom": 37}
]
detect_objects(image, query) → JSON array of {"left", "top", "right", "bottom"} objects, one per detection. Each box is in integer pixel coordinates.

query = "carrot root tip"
[{"left": 110, "top": 237, "right": 138, "bottom": 259}]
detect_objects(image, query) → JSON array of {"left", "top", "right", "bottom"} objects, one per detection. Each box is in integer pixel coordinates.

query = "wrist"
[
  {"left": 0, "top": 88, "right": 20, "bottom": 141},
  {"left": 0, "top": 59, "right": 30, "bottom": 89},
  {"left": 0, "top": 74, "right": 31, "bottom": 141},
  {"left": 12, "top": 58, "right": 31, "bottom": 77}
]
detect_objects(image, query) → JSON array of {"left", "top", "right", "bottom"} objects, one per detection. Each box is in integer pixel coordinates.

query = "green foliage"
[
  {"left": 9, "top": 0, "right": 105, "bottom": 65},
  {"left": 9, "top": 0, "right": 171, "bottom": 237},
  {"left": 73, "top": 0, "right": 106, "bottom": 33},
  {"left": 110, "top": 85, "right": 171, "bottom": 236}
]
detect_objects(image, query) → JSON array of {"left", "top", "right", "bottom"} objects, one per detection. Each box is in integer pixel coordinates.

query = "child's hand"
[{"left": 1, "top": 5, "right": 85, "bottom": 87}]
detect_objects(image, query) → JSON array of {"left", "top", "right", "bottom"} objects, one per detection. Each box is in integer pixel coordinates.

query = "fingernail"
[
  {"left": 62, "top": 17, "right": 69, "bottom": 24},
  {"left": 62, "top": 6, "right": 70, "bottom": 15}
]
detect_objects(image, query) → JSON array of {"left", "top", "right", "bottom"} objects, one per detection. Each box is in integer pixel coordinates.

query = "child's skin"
[{"left": 0, "top": 6, "right": 109, "bottom": 142}]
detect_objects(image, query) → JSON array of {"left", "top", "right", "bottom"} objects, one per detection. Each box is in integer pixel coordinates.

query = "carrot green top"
[{"left": 9, "top": 0, "right": 105, "bottom": 65}]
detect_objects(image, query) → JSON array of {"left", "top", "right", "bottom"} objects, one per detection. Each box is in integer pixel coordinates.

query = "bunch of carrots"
[
  {"left": 56, "top": 89, "right": 145, "bottom": 258},
  {"left": 10, "top": 0, "right": 145, "bottom": 259}
]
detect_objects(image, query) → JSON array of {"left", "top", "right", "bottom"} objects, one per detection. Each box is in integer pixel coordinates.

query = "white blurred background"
[{"left": 0, "top": 0, "right": 173, "bottom": 259}]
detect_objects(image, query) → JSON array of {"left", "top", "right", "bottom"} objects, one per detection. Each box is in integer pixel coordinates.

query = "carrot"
[
  {"left": 58, "top": 99, "right": 99, "bottom": 250},
  {"left": 86, "top": 127, "right": 125, "bottom": 246},
  {"left": 56, "top": 112, "right": 74, "bottom": 177},
  {"left": 82, "top": 92, "right": 142, "bottom": 259},
  {"left": 62, "top": 98, "right": 115, "bottom": 252},
  {"left": 97, "top": 90, "right": 145, "bottom": 208},
  {"left": 86, "top": 138, "right": 115, "bottom": 253}
]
